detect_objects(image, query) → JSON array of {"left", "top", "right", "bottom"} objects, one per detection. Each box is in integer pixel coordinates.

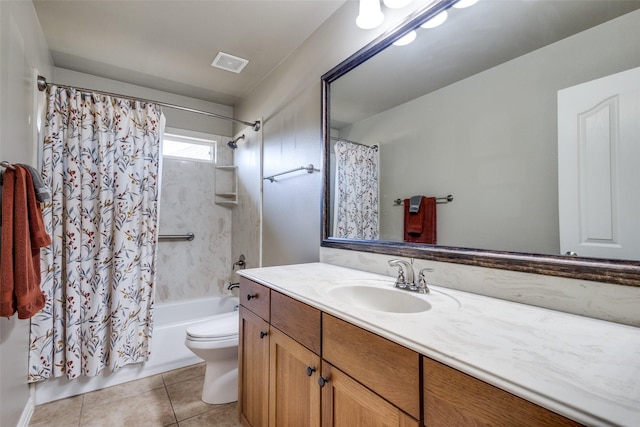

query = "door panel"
[{"left": 558, "top": 66, "right": 640, "bottom": 260}]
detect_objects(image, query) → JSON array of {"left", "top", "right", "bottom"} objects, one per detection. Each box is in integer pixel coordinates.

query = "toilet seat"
[{"left": 186, "top": 311, "right": 239, "bottom": 342}]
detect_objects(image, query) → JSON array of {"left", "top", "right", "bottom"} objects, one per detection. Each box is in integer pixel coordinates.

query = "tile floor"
[{"left": 29, "top": 363, "right": 240, "bottom": 427}]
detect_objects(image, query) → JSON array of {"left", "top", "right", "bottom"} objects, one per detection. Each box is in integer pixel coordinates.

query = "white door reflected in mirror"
[{"left": 558, "top": 66, "right": 640, "bottom": 261}]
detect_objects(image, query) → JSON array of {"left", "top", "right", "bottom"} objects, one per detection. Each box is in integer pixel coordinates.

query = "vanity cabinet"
[
  {"left": 239, "top": 277, "right": 580, "bottom": 427},
  {"left": 269, "top": 327, "right": 321, "bottom": 427},
  {"left": 239, "top": 306, "right": 270, "bottom": 427},
  {"left": 239, "top": 278, "right": 270, "bottom": 427},
  {"left": 320, "top": 361, "right": 420, "bottom": 427},
  {"left": 423, "top": 357, "right": 581, "bottom": 427},
  {"left": 239, "top": 278, "right": 322, "bottom": 427},
  {"left": 322, "top": 314, "right": 421, "bottom": 421}
]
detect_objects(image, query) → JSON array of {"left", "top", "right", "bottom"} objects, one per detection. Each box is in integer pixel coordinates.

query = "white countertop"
[{"left": 238, "top": 262, "right": 640, "bottom": 427}]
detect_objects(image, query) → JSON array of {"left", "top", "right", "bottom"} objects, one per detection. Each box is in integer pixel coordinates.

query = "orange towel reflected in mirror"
[{"left": 404, "top": 196, "right": 437, "bottom": 244}]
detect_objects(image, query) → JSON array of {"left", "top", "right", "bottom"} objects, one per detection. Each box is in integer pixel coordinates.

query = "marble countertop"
[{"left": 238, "top": 262, "right": 640, "bottom": 427}]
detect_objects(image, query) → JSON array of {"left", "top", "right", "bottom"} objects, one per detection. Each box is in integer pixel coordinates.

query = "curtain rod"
[
  {"left": 330, "top": 136, "right": 378, "bottom": 151},
  {"left": 36, "top": 75, "right": 260, "bottom": 131}
]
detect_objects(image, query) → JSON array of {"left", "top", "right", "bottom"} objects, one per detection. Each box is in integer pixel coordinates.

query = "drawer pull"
[
  {"left": 259, "top": 331, "right": 268, "bottom": 339},
  {"left": 247, "top": 293, "right": 257, "bottom": 300},
  {"left": 306, "top": 366, "right": 317, "bottom": 377},
  {"left": 318, "top": 376, "right": 330, "bottom": 387}
]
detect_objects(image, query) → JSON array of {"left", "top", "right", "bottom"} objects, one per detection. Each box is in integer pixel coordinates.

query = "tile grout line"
[
  {"left": 163, "top": 375, "right": 180, "bottom": 426},
  {"left": 78, "top": 393, "right": 85, "bottom": 427}
]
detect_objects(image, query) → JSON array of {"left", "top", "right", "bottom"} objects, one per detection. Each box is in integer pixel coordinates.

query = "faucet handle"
[
  {"left": 388, "top": 259, "right": 408, "bottom": 288},
  {"left": 417, "top": 268, "right": 433, "bottom": 293},
  {"left": 394, "top": 266, "right": 407, "bottom": 288}
]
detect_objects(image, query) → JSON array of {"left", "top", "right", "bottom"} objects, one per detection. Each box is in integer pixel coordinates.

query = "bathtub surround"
[{"left": 156, "top": 156, "right": 233, "bottom": 303}]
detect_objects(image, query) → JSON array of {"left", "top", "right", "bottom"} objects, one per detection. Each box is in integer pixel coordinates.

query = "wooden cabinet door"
[
  {"left": 320, "top": 361, "right": 420, "bottom": 427},
  {"left": 423, "top": 357, "right": 582, "bottom": 427},
  {"left": 239, "top": 307, "right": 270, "bottom": 427},
  {"left": 322, "top": 314, "right": 420, "bottom": 419},
  {"left": 268, "top": 327, "right": 321, "bottom": 427}
]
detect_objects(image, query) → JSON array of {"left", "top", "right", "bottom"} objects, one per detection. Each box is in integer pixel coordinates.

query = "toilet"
[{"left": 184, "top": 310, "right": 239, "bottom": 404}]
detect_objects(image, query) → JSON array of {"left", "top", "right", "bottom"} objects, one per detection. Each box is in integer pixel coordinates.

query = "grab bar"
[
  {"left": 263, "top": 164, "right": 319, "bottom": 183},
  {"left": 159, "top": 233, "right": 195, "bottom": 242}
]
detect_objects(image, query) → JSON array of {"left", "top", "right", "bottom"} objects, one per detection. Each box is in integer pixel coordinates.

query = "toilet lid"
[{"left": 186, "top": 311, "right": 238, "bottom": 340}]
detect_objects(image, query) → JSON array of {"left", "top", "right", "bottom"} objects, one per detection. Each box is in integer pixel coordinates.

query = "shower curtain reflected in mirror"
[
  {"left": 28, "top": 87, "right": 165, "bottom": 382},
  {"left": 333, "top": 140, "right": 379, "bottom": 240}
]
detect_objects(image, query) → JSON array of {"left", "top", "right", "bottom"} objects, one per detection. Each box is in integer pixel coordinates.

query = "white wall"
[
  {"left": 238, "top": 1, "right": 640, "bottom": 325},
  {"left": 340, "top": 9, "right": 640, "bottom": 254},
  {"left": 236, "top": 0, "right": 434, "bottom": 266},
  {"left": 0, "top": 1, "right": 53, "bottom": 425}
]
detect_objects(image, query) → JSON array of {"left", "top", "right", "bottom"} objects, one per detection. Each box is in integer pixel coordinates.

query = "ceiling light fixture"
[
  {"left": 356, "top": 0, "right": 384, "bottom": 29},
  {"left": 383, "top": 0, "right": 412, "bottom": 9},
  {"left": 420, "top": 10, "right": 448, "bottom": 29},
  {"left": 453, "top": 0, "right": 479, "bottom": 9},
  {"left": 392, "top": 30, "right": 417, "bottom": 46}
]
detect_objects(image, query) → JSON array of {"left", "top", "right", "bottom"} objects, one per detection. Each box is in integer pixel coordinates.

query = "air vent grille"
[{"left": 211, "top": 52, "right": 249, "bottom": 74}]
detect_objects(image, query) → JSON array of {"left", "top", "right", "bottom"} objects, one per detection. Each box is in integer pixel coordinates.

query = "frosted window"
[{"left": 163, "top": 132, "right": 217, "bottom": 163}]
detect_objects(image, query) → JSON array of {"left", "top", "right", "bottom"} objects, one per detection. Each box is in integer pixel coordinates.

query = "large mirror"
[{"left": 322, "top": 0, "right": 640, "bottom": 286}]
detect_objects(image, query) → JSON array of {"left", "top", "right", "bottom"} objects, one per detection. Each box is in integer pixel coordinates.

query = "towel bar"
[
  {"left": 263, "top": 164, "right": 319, "bottom": 183},
  {"left": 1, "top": 161, "right": 16, "bottom": 170},
  {"left": 393, "top": 195, "right": 453, "bottom": 206}
]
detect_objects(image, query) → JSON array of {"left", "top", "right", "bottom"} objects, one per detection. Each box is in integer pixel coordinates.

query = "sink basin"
[{"left": 328, "top": 285, "right": 431, "bottom": 313}]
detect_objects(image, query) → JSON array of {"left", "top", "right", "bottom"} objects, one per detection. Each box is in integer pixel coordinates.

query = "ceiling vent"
[{"left": 211, "top": 52, "right": 249, "bottom": 74}]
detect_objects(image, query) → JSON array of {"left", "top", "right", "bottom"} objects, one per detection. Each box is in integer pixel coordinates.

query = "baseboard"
[{"left": 17, "top": 396, "right": 34, "bottom": 427}]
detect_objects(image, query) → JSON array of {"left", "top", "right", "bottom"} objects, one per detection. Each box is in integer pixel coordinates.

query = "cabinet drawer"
[
  {"left": 423, "top": 357, "right": 582, "bottom": 427},
  {"left": 271, "top": 291, "right": 321, "bottom": 355},
  {"left": 322, "top": 314, "right": 420, "bottom": 419},
  {"left": 239, "top": 277, "right": 270, "bottom": 321}
]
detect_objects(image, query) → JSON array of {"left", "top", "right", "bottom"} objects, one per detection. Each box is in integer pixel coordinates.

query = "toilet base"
[{"left": 201, "top": 359, "right": 238, "bottom": 404}]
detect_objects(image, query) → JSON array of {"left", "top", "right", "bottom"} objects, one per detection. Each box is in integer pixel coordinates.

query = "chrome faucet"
[
  {"left": 388, "top": 259, "right": 415, "bottom": 289},
  {"left": 227, "top": 282, "right": 239, "bottom": 290}
]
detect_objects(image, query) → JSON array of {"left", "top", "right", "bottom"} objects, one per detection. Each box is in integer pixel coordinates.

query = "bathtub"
[{"left": 33, "top": 295, "right": 239, "bottom": 405}]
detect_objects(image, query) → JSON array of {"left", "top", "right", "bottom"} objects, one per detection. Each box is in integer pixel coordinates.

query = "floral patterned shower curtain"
[
  {"left": 28, "top": 87, "right": 164, "bottom": 381},
  {"left": 333, "top": 140, "right": 379, "bottom": 240}
]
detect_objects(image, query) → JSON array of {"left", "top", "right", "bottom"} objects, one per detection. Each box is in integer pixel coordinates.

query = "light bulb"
[
  {"left": 356, "top": 0, "right": 384, "bottom": 29},
  {"left": 453, "top": 0, "right": 479, "bottom": 8},
  {"left": 392, "top": 30, "right": 417, "bottom": 46},
  {"left": 383, "top": 0, "right": 412, "bottom": 8},
  {"left": 420, "top": 10, "right": 448, "bottom": 29}
]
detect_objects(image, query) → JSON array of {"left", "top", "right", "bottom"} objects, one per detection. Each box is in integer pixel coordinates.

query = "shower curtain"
[
  {"left": 333, "top": 140, "right": 379, "bottom": 240},
  {"left": 28, "top": 87, "right": 164, "bottom": 382}
]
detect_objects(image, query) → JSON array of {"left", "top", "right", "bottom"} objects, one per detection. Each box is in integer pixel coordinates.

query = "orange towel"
[
  {"left": 0, "top": 166, "right": 49, "bottom": 319},
  {"left": 404, "top": 197, "right": 437, "bottom": 244}
]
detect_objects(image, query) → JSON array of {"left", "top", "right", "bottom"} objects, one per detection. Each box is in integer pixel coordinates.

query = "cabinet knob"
[
  {"left": 306, "top": 366, "right": 316, "bottom": 377},
  {"left": 247, "top": 293, "right": 257, "bottom": 300},
  {"left": 318, "top": 376, "right": 330, "bottom": 387},
  {"left": 259, "top": 331, "right": 268, "bottom": 339}
]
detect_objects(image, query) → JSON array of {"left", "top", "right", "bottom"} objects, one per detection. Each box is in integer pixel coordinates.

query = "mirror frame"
[{"left": 321, "top": 0, "right": 640, "bottom": 287}]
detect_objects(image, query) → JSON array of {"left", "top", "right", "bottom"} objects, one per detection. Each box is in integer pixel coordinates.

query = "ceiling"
[{"left": 33, "top": 0, "right": 346, "bottom": 106}]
